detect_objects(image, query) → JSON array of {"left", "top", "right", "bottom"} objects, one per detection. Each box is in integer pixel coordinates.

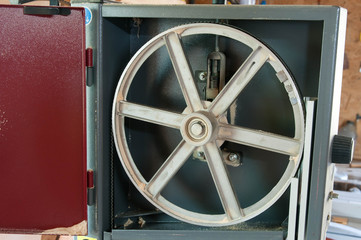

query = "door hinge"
[
  {"left": 87, "top": 169, "right": 95, "bottom": 206},
  {"left": 86, "top": 48, "right": 94, "bottom": 87}
]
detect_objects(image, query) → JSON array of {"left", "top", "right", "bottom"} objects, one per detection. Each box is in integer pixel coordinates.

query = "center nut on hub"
[
  {"left": 188, "top": 119, "right": 207, "bottom": 140},
  {"left": 181, "top": 112, "right": 215, "bottom": 146}
]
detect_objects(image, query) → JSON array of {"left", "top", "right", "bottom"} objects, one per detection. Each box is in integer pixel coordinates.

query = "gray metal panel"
[
  {"left": 306, "top": 7, "right": 347, "bottom": 240},
  {"left": 72, "top": 2, "right": 100, "bottom": 238},
  {"left": 99, "top": 4, "right": 135, "bottom": 239},
  {"left": 96, "top": 4, "right": 346, "bottom": 240},
  {"left": 104, "top": 231, "right": 112, "bottom": 240},
  {"left": 99, "top": 4, "right": 120, "bottom": 240},
  {"left": 110, "top": 230, "right": 283, "bottom": 240},
  {"left": 102, "top": 4, "right": 340, "bottom": 20},
  {"left": 91, "top": 4, "right": 114, "bottom": 240}
]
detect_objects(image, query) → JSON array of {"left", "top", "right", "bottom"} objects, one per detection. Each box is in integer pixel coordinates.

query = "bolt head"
[
  {"left": 197, "top": 151, "right": 205, "bottom": 158},
  {"left": 329, "top": 191, "right": 339, "bottom": 200},
  {"left": 190, "top": 122, "right": 204, "bottom": 137},
  {"left": 228, "top": 153, "right": 239, "bottom": 162},
  {"left": 199, "top": 72, "right": 207, "bottom": 81}
]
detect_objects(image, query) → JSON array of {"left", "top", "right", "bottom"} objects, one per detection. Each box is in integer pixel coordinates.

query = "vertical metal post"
[
  {"left": 298, "top": 99, "right": 316, "bottom": 240},
  {"left": 287, "top": 178, "right": 299, "bottom": 240}
]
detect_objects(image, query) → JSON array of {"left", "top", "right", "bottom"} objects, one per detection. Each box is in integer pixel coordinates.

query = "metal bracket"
[{"left": 287, "top": 98, "right": 316, "bottom": 240}]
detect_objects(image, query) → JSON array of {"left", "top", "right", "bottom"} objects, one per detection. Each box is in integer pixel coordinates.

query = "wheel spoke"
[
  {"left": 164, "top": 32, "right": 204, "bottom": 112},
  {"left": 202, "top": 141, "right": 243, "bottom": 220},
  {"left": 116, "top": 101, "right": 184, "bottom": 129},
  {"left": 146, "top": 140, "right": 195, "bottom": 197},
  {"left": 209, "top": 47, "right": 269, "bottom": 117},
  {"left": 218, "top": 124, "right": 302, "bottom": 156}
]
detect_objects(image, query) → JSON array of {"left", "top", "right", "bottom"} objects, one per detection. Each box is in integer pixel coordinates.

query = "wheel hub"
[
  {"left": 189, "top": 119, "right": 206, "bottom": 139},
  {"left": 181, "top": 112, "right": 215, "bottom": 146}
]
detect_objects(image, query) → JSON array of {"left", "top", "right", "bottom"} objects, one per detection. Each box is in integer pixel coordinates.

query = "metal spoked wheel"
[{"left": 112, "top": 23, "right": 305, "bottom": 226}]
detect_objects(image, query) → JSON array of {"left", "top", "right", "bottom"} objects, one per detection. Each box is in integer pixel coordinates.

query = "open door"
[{"left": 0, "top": 5, "right": 87, "bottom": 235}]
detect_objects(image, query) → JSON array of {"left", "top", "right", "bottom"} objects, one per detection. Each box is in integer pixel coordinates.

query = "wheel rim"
[{"left": 112, "top": 23, "right": 305, "bottom": 226}]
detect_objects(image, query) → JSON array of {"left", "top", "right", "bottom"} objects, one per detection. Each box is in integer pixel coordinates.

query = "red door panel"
[{"left": 0, "top": 5, "right": 87, "bottom": 235}]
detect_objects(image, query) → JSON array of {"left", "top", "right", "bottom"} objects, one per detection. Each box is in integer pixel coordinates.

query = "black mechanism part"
[
  {"left": 115, "top": 209, "right": 161, "bottom": 219},
  {"left": 50, "top": 0, "right": 59, "bottom": 6},
  {"left": 87, "top": 67, "right": 94, "bottom": 86},
  {"left": 23, "top": 6, "right": 70, "bottom": 16},
  {"left": 18, "top": 0, "right": 35, "bottom": 4},
  {"left": 88, "top": 187, "right": 95, "bottom": 206},
  {"left": 332, "top": 135, "right": 354, "bottom": 164}
]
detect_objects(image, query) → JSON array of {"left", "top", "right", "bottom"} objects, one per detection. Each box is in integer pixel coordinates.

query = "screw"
[
  {"left": 199, "top": 72, "right": 207, "bottom": 81},
  {"left": 197, "top": 151, "right": 205, "bottom": 158},
  {"left": 328, "top": 191, "right": 339, "bottom": 200},
  {"left": 228, "top": 153, "right": 240, "bottom": 162}
]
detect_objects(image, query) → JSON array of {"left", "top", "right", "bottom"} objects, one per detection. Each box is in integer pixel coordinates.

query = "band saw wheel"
[{"left": 112, "top": 23, "right": 305, "bottom": 227}]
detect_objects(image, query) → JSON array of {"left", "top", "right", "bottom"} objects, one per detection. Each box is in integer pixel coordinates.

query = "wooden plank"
[{"left": 332, "top": 216, "right": 349, "bottom": 225}]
